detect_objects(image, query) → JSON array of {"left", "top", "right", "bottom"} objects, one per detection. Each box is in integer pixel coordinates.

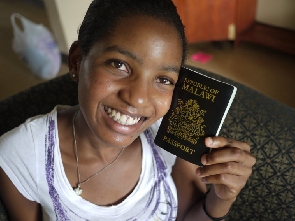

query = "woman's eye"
[
  {"left": 110, "top": 60, "right": 129, "bottom": 73},
  {"left": 156, "top": 77, "right": 175, "bottom": 85}
]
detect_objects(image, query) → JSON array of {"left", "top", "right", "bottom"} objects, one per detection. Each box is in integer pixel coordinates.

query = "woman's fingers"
[
  {"left": 200, "top": 172, "right": 249, "bottom": 190},
  {"left": 205, "top": 137, "right": 251, "bottom": 152},
  {"left": 201, "top": 146, "right": 256, "bottom": 167},
  {"left": 197, "top": 161, "right": 253, "bottom": 178},
  {"left": 202, "top": 137, "right": 256, "bottom": 167},
  {"left": 197, "top": 161, "right": 252, "bottom": 189},
  {"left": 198, "top": 136, "right": 256, "bottom": 200}
]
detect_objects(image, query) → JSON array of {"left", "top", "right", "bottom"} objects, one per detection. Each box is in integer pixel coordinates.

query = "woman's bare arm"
[
  {"left": 172, "top": 157, "right": 207, "bottom": 220},
  {"left": 0, "top": 168, "right": 42, "bottom": 221}
]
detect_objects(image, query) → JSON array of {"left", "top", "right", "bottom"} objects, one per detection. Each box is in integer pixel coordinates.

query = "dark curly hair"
[{"left": 78, "top": 0, "right": 187, "bottom": 64}]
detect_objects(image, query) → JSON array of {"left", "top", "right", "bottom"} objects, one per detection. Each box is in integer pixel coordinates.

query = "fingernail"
[
  {"left": 208, "top": 137, "right": 214, "bottom": 145},
  {"left": 201, "top": 155, "right": 207, "bottom": 165}
]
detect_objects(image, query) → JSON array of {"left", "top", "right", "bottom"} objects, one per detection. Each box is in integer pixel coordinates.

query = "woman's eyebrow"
[
  {"left": 104, "top": 45, "right": 143, "bottom": 64},
  {"left": 104, "top": 45, "right": 180, "bottom": 74},
  {"left": 160, "top": 65, "right": 180, "bottom": 74}
]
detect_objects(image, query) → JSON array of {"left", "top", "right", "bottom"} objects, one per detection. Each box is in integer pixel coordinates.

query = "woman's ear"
[{"left": 68, "top": 41, "right": 82, "bottom": 82}]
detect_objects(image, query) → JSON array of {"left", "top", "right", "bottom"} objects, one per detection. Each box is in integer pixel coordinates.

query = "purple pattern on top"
[
  {"left": 45, "top": 117, "right": 88, "bottom": 221},
  {"left": 127, "top": 129, "right": 177, "bottom": 220},
  {"left": 45, "top": 117, "right": 70, "bottom": 221},
  {"left": 145, "top": 128, "right": 177, "bottom": 220}
]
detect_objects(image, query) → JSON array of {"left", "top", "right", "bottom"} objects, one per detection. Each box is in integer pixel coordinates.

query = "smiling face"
[{"left": 71, "top": 15, "right": 183, "bottom": 148}]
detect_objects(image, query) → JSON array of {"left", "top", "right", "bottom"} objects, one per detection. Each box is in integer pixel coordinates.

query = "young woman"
[{"left": 0, "top": 0, "right": 256, "bottom": 220}]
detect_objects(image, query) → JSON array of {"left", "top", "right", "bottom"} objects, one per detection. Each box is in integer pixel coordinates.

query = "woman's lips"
[{"left": 104, "top": 106, "right": 142, "bottom": 126}]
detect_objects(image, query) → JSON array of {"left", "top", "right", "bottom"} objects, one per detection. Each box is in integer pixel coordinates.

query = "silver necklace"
[{"left": 72, "top": 110, "right": 125, "bottom": 195}]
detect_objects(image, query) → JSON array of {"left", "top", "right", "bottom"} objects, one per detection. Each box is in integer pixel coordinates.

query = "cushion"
[{"left": 0, "top": 73, "right": 78, "bottom": 137}]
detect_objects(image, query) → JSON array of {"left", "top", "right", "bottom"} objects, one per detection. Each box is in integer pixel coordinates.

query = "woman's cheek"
[{"left": 158, "top": 93, "right": 173, "bottom": 116}]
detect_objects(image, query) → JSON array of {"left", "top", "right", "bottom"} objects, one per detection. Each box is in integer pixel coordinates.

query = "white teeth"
[
  {"left": 114, "top": 112, "right": 120, "bottom": 121},
  {"left": 111, "top": 110, "right": 116, "bottom": 117},
  {"left": 126, "top": 118, "right": 133, "bottom": 125},
  {"left": 120, "top": 115, "right": 127, "bottom": 123},
  {"left": 105, "top": 107, "right": 141, "bottom": 125}
]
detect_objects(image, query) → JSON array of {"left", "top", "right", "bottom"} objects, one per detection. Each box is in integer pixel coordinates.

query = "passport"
[{"left": 154, "top": 67, "right": 237, "bottom": 166}]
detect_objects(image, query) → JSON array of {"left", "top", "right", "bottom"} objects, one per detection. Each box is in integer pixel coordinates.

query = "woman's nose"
[{"left": 119, "top": 77, "right": 151, "bottom": 108}]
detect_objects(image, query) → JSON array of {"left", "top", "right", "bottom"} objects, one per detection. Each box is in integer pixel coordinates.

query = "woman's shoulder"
[
  {"left": 1, "top": 109, "right": 52, "bottom": 141},
  {"left": 23, "top": 105, "right": 75, "bottom": 130},
  {"left": 0, "top": 105, "right": 71, "bottom": 145}
]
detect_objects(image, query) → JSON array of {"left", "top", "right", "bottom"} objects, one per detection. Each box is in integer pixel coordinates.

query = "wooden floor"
[
  {"left": 186, "top": 41, "right": 295, "bottom": 109},
  {"left": 1, "top": 0, "right": 295, "bottom": 109}
]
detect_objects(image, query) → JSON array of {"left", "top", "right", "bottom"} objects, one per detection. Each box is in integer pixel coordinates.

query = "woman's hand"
[{"left": 197, "top": 136, "right": 256, "bottom": 201}]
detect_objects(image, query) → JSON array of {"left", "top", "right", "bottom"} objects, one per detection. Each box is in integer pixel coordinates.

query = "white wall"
[
  {"left": 43, "top": 0, "right": 92, "bottom": 54},
  {"left": 256, "top": 0, "right": 295, "bottom": 30}
]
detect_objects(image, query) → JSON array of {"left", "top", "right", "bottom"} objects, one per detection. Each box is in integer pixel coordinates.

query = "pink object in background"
[{"left": 190, "top": 52, "right": 213, "bottom": 64}]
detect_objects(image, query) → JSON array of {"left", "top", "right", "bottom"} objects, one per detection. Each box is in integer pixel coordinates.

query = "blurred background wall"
[
  {"left": 43, "top": 0, "right": 92, "bottom": 54},
  {"left": 256, "top": 0, "right": 295, "bottom": 30}
]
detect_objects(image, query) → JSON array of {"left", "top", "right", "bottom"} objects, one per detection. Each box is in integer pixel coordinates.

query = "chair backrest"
[
  {"left": 197, "top": 67, "right": 295, "bottom": 221},
  {"left": 0, "top": 73, "right": 78, "bottom": 137}
]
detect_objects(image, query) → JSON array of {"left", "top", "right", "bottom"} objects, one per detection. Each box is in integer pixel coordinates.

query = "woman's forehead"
[
  {"left": 89, "top": 16, "right": 182, "bottom": 62},
  {"left": 108, "top": 16, "right": 181, "bottom": 48}
]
